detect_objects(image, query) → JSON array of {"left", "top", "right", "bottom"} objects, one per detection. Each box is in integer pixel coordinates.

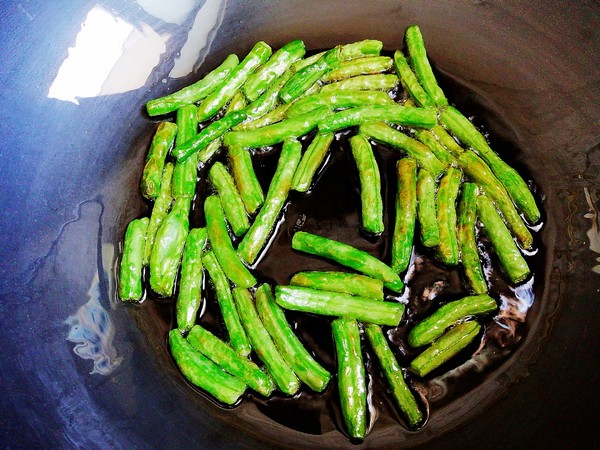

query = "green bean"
[
  {"left": 291, "top": 51, "right": 326, "bottom": 72},
  {"left": 143, "top": 163, "right": 174, "bottom": 265},
  {"left": 391, "top": 158, "right": 417, "bottom": 273},
  {"left": 413, "top": 128, "right": 455, "bottom": 167},
  {"left": 286, "top": 90, "right": 394, "bottom": 117},
  {"left": 118, "top": 217, "right": 149, "bottom": 301},
  {"left": 365, "top": 324, "right": 423, "bottom": 427},
  {"left": 321, "top": 56, "right": 393, "bottom": 83},
  {"left": 197, "top": 138, "right": 222, "bottom": 166},
  {"left": 223, "top": 106, "right": 329, "bottom": 148},
  {"left": 203, "top": 250, "right": 251, "bottom": 356},
  {"left": 187, "top": 325, "right": 274, "bottom": 396},
  {"left": 227, "top": 145, "right": 264, "bottom": 215},
  {"left": 291, "top": 231, "right": 404, "bottom": 292},
  {"left": 440, "top": 106, "right": 540, "bottom": 224},
  {"left": 457, "top": 150, "right": 533, "bottom": 249},
  {"left": 416, "top": 168, "right": 440, "bottom": 248},
  {"left": 232, "top": 287, "right": 300, "bottom": 395},
  {"left": 208, "top": 162, "right": 250, "bottom": 237},
  {"left": 149, "top": 197, "right": 190, "bottom": 297},
  {"left": 244, "top": 70, "right": 293, "bottom": 121},
  {"left": 255, "top": 284, "right": 331, "bottom": 392},
  {"left": 339, "top": 39, "right": 383, "bottom": 60},
  {"left": 280, "top": 47, "right": 341, "bottom": 103},
  {"left": 197, "top": 42, "right": 272, "bottom": 122},
  {"left": 146, "top": 54, "right": 239, "bottom": 116},
  {"left": 242, "top": 39, "right": 306, "bottom": 102},
  {"left": 436, "top": 167, "right": 462, "bottom": 266},
  {"left": 237, "top": 138, "right": 302, "bottom": 264},
  {"left": 204, "top": 195, "right": 256, "bottom": 288},
  {"left": 331, "top": 318, "right": 366, "bottom": 439},
  {"left": 291, "top": 40, "right": 381, "bottom": 74},
  {"left": 172, "top": 111, "right": 247, "bottom": 162},
  {"left": 172, "top": 105, "right": 199, "bottom": 198},
  {"left": 431, "top": 124, "right": 464, "bottom": 157},
  {"left": 290, "top": 271, "right": 383, "bottom": 300},
  {"left": 408, "top": 294, "right": 496, "bottom": 348},
  {"left": 393, "top": 50, "right": 434, "bottom": 107},
  {"left": 405, "top": 25, "right": 448, "bottom": 107},
  {"left": 224, "top": 91, "right": 247, "bottom": 115},
  {"left": 350, "top": 134, "right": 384, "bottom": 234},
  {"left": 275, "top": 286, "right": 404, "bottom": 326},
  {"left": 320, "top": 74, "right": 399, "bottom": 93},
  {"left": 176, "top": 228, "right": 208, "bottom": 332},
  {"left": 290, "top": 131, "right": 334, "bottom": 193},
  {"left": 141, "top": 122, "right": 177, "bottom": 199},
  {"left": 319, "top": 105, "right": 437, "bottom": 133},
  {"left": 409, "top": 321, "right": 481, "bottom": 377},
  {"left": 233, "top": 103, "right": 291, "bottom": 131},
  {"left": 358, "top": 122, "right": 445, "bottom": 178},
  {"left": 477, "top": 193, "right": 531, "bottom": 284},
  {"left": 457, "top": 183, "right": 488, "bottom": 294},
  {"left": 168, "top": 330, "right": 246, "bottom": 404}
]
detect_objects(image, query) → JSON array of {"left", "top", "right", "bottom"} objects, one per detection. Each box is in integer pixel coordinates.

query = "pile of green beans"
[{"left": 118, "top": 25, "right": 541, "bottom": 442}]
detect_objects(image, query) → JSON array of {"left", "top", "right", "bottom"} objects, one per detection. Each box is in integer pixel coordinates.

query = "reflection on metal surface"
[
  {"left": 583, "top": 187, "right": 600, "bottom": 275},
  {"left": 65, "top": 270, "right": 122, "bottom": 375},
  {"left": 136, "top": 0, "right": 200, "bottom": 25},
  {"left": 169, "top": 0, "right": 226, "bottom": 78},
  {"left": 48, "top": 4, "right": 169, "bottom": 104}
]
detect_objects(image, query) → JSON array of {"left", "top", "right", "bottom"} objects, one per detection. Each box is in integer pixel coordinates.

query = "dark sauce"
[{"left": 132, "top": 50, "right": 546, "bottom": 442}]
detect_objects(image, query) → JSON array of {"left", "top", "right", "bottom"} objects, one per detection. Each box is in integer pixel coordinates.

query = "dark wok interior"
[{"left": 1, "top": 0, "right": 599, "bottom": 448}]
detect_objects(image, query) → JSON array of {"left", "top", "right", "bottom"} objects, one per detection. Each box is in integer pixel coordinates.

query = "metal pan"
[{"left": 0, "top": 0, "right": 598, "bottom": 447}]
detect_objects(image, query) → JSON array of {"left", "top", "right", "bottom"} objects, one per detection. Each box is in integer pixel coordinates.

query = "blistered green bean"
[
  {"left": 237, "top": 138, "right": 302, "bottom": 264},
  {"left": 141, "top": 122, "right": 177, "bottom": 199},
  {"left": 119, "top": 217, "right": 149, "bottom": 301},
  {"left": 176, "top": 228, "right": 207, "bottom": 332},
  {"left": 290, "top": 271, "right": 384, "bottom": 299},
  {"left": 350, "top": 134, "right": 384, "bottom": 234},
  {"left": 255, "top": 284, "right": 331, "bottom": 392},
  {"left": 208, "top": 162, "right": 250, "bottom": 237},
  {"left": 391, "top": 158, "right": 417, "bottom": 273},
  {"left": 436, "top": 167, "right": 462, "bottom": 266}
]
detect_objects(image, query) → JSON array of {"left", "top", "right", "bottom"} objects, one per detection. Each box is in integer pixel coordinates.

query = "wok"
[{"left": 0, "top": 0, "right": 598, "bottom": 448}]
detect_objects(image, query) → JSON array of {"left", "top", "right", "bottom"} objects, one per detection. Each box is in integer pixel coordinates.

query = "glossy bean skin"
[
  {"left": 416, "top": 168, "right": 440, "bottom": 248},
  {"left": 149, "top": 198, "right": 190, "bottom": 297},
  {"left": 175, "top": 228, "right": 208, "bottom": 332},
  {"left": 275, "top": 285, "right": 405, "bottom": 326},
  {"left": 290, "top": 131, "right": 334, "bottom": 193},
  {"left": 168, "top": 330, "right": 246, "bottom": 405},
  {"left": 232, "top": 287, "right": 300, "bottom": 395},
  {"left": 404, "top": 25, "right": 448, "bottom": 107},
  {"left": 227, "top": 145, "right": 264, "bottom": 215},
  {"left": 255, "top": 284, "right": 330, "bottom": 392},
  {"left": 172, "top": 105, "right": 199, "bottom": 198},
  {"left": 320, "top": 74, "right": 398, "bottom": 93},
  {"left": 146, "top": 54, "right": 239, "bottom": 116},
  {"left": 408, "top": 294, "right": 497, "bottom": 347},
  {"left": 365, "top": 324, "right": 423, "bottom": 427},
  {"left": 350, "top": 134, "right": 384, "bottom": 235},
  {"left": 196, "top": 41, "right": 272, "bottom": 121},
  {"left": 237, "top": 138, "right": 302, "bottom": 264},
  {"left": 436, "top": 167, "right": 462, "bottom": 266},
  {"left": 332, "top": 318, "right": 367, "bottom": 439},
  {"left": 187, "top": 325, "right": 274, "bottom": 396},
  {"left": 203, "top": 250, "right": 251, "bottom": 356},
  {"left": 291, "top": 231, "right": 404, "bottom": 293},
  {"left": 409, "top": 321, "right": 481, "bottom": 377},
  {"left": 391, "top": 158, "right": 417, "bottom": 273},
  {"left": 290, "top": 271, "right": 383, "bottom": 299},
  {"left": 204, "top": 195, "right": 256, "bottom": 288},
  {"left": 477, "top": 193, "right": 531, "bottom": 284},
  {"left": 393, "top": 50, "right": 434, "bottom": 108},
  {"left": 118, "top": 217, "right": 149, "bottom": 301},
  {"left": 457, "top": 183, "right": 488, "bottom": 294},
  {"left": 208, "top": 162, "right": 250, "bottom": 237},
  {"left": 141, "top": 122, "right": 177, "bottom": 200}
]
